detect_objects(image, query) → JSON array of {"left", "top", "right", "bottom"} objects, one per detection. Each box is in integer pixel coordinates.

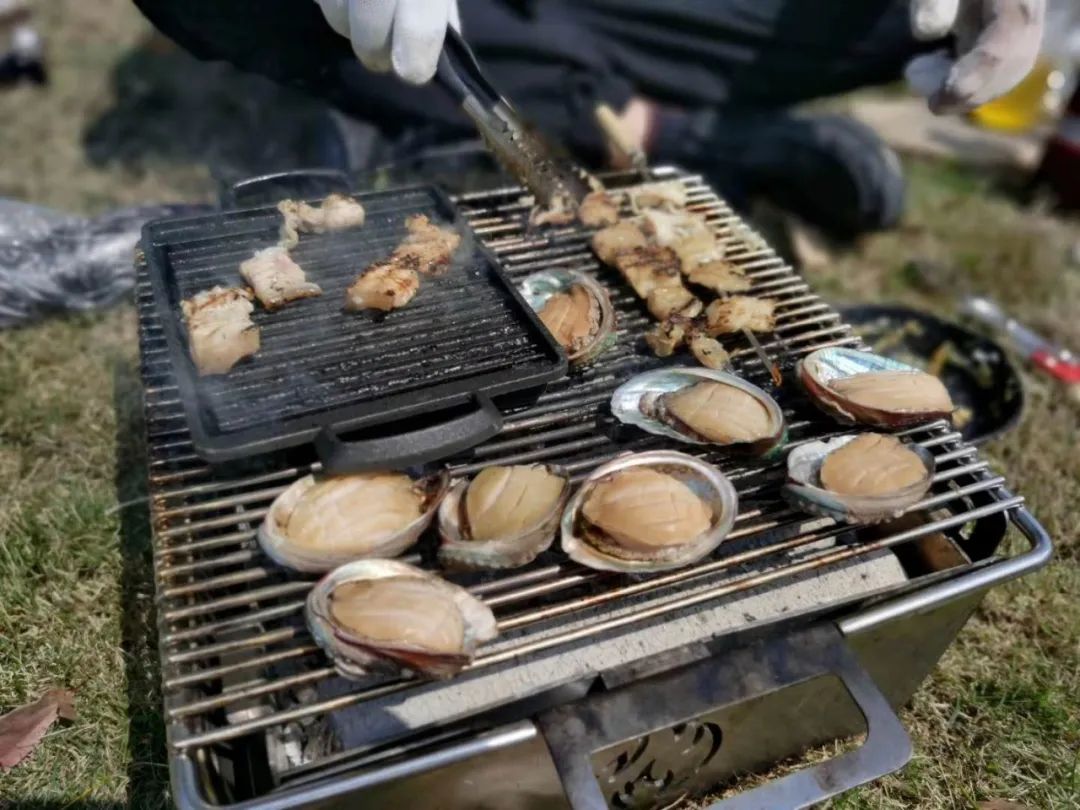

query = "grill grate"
[{"left": 142, "top": 169, "right": 1027, "bottom": 797}]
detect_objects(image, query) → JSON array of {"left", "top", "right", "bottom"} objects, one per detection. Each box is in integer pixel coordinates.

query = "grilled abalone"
[
  {"left": 784, "top": 433, "right": 934, "bottom": 524},
  {"left": 561, "top": 452, "right": 738, "bottom": 573},
  {"left": 306, "top": 560, "right": 497, "bottom": 679},
  {"left": 258, "top": 470, "right": 448, "bottom": 573},
  {"left": 521, "top": 270, "right": 615, "bottom": 365},
  {"left": 612, "top": 368, "right": 786, "bottom": 456},
  {"left": 539, "top": 286, "right": 599, "bottom": 354},
  {"left": 798, "top": 347, "right": 955, "bottom": 427},
  {"left": 438, "top": 464, "right": 570, "bottom": 570}
]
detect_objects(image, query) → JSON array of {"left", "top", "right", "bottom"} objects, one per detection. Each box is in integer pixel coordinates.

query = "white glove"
[
  {"left": 315, "top": 0, "right": 461, "bottom": 85},
  {"left": 905, "top": 0, "right": 1045, "bottom": 113}
]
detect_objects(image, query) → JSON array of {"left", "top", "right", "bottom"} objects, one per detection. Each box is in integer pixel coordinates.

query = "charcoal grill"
[{"left": 139, "top": 167, "right": 1051, "bottom": 810}]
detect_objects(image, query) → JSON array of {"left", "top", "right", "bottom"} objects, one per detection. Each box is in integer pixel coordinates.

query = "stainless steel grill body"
[{"left": 139, "top": 168, "right": 1051, "bottom": 810}]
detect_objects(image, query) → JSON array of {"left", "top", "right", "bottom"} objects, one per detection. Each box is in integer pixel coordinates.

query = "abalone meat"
[
  {"left": 438, "top": 464, "right": 570, "bottom": 570},
  {"left": 521, "top": 270, "right": 615, "bottom": 365},
  {"left": 258, "top": 470, "right": 448, "bottom": 573},
  {"left": 784, "top": 433, "right": 935, "bottom": 524},
  {"left": 798, "top": 347, "right": 955, "bottom": 427},
  {"left": 611, "top": 368, "right": 786, "bottom": 456},
  {"left": 306, "top": 559, "right": 497, "bottom": 679},
  {"left": 561, "top": 451, "right": 738, "bottom": 573}
]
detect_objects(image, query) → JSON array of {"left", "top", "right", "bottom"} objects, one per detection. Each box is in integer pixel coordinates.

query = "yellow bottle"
[{"left": 970, "top": 58, "right": 1057, "bottom": 132}]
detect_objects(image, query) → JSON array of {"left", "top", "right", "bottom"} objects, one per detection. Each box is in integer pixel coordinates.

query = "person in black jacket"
[{"left": 132, "top": 0, "right": 1045, "bottom": 238}]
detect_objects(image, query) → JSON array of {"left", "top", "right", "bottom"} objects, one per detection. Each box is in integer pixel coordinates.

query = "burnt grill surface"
[
  {"left": 144, "top": 185, "right": 562, "bottom": 457},
  {"left": 142, "top": 169, "right": 1022, "bottom": 800}
]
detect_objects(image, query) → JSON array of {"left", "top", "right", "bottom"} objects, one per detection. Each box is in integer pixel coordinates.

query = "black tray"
[{"left": 143, "top": 184, "right": 566, "bottom": 471}]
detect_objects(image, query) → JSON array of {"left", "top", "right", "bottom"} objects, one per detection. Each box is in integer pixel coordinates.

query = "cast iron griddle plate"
[
  {"left": 840, "top": 304, "right": 1024, "bottom": 444},
  {"left": 143, "top": 185, "right": 565, "bottom": 462}
]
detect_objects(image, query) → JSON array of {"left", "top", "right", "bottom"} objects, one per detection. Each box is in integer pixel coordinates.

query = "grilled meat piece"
[
  {"left": 394, "top": 214, "right": 462, "bottom": 276},
  {"left": 688, "top": 334, "right": 731, "bottom": 369},
  {"left": 529, "top": 191, "right": 578, "bottom": 228},
  {"left": 628, "top": 181, "right": 688, "bottom": 212},
  {"left": 577, "top": 191, "right": 620, "bottom": 227},
  {"left": 591, "top": 220, "right": 648, "bottom": 264},
  {"left": 612, "top": 245, "right": 682, "bottom": 300},
  {"left": 239, "top": 246, "right": 322, "bottom": 310},
  {"left": 345, "top": 262, "right": 420, "bottom": 312},
  {"left": 686, "top": 259, "right": 751, "bottom": 294},
  {"left": 181, "top": 286, "right": 260, "bottom": 376},
  {"left": 704, "top": 296, "right": 777, "bottom": 334},
  {"left": 278, "top": 193, "right": 366, "bottom": 247},
  {"left": 646, "top": 285, "right": 701, "bottom": 321},
  {"left": 644, "top": 318, "right": 688, "bottom": 357},
  {"left": 642, "top": 210, "right": 721, "bottom": 270}
]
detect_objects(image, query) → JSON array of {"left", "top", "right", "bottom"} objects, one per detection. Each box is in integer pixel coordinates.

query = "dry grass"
[{"left": 0, "top": 2, "right": 1078, "bottom": 808}]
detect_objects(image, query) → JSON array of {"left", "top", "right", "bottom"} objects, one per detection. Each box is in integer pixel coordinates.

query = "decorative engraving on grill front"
[{"left": 600, "top": 721, "right": 723, "bottom": 809}]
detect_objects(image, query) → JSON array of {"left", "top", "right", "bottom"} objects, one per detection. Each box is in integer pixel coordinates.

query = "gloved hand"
[
  {"left": 314, "top": 0, "right": 461, "bottom": 85},
  {"left": 905, "top": 0, "right": 1045, "bottom": 113}
]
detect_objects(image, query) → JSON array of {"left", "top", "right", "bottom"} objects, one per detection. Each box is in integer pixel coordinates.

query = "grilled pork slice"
[
  {"left": 641, "top": 209, "right": 721, "bottom": 270},
  {"left": 529, "top": 190, "right": 578, "bottom": 229},
  {"left": 395, "top": 214, "right": 462, "bottom": 276},
  {"left": 278, "top": 193, "right": 366, "bottom": 247},
  {"left": 644, "top": 317, "right": 689, "bottom": 357},
  {"left": 646, "top": 285, "right": 702, "bottom": 321},
  {"left": 686, "top": 259, "right": 751, "bottom": 294},
  {"left": 591, "top": 220, "right": 648, "bottom": 264},
  {"left": 345, "top": 262, "right": 420, "bottom": 312},
  {"left": 239, "top": 246, "right": 322, "bottom": 310},
  {"left": 704, "top": 296, "right": 777, "bottom": 334},
  {"left": 688, "top": 334, "right": 730, "bottom": 369},
  {"left": 181, "top": 286, "right": 260, "bottom": 376},
  {"left": 612, "top": 245, "right": 682, "bottom": 300},
  {"left": 628, "top": 181, "right": 688, "bottom": 212},
  {"left": 577, "top": 190, "right": 620, "bottom": 227}
]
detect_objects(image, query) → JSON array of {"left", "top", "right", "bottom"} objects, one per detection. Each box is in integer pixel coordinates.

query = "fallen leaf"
[
  {"left": 978, "top": 801, "right": 1031, "bottom": 810},
  {"left": 0, "top": 689, "right": 76, "bottom": 770}
]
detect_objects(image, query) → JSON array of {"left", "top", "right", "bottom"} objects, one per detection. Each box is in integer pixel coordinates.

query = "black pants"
[{"left": 135, "top": 0, "right": 933, "bottom": 158}]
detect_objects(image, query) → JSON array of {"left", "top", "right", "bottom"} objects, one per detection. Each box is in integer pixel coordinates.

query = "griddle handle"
[
  {"left": 314, "top": 393, "right": 501, "bottom": 474},
  {"left": 537, "top": 624, "right": 912, "bottom": 810},
  {"left": 222, "top": 169, "right": 353, "bottom": 208}
]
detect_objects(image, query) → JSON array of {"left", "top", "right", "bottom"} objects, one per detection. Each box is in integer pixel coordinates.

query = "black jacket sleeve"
[{"left": 132, "top": 0, "right": 353, "bottom": 93}]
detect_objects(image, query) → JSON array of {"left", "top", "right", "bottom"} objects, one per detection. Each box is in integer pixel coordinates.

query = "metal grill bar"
[{"left": 141, "top": 168, "right": 1026, "bottom": 774}]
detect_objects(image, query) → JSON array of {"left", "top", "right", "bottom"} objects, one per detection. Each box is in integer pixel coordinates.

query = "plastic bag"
[{"left": 0, "top": 199, "right": 207, "bottom": 328}]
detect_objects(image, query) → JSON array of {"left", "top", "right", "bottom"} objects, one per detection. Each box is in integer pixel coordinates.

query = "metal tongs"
[{"left": 436, "top": 28, "right": 591, "bottom": 210}]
